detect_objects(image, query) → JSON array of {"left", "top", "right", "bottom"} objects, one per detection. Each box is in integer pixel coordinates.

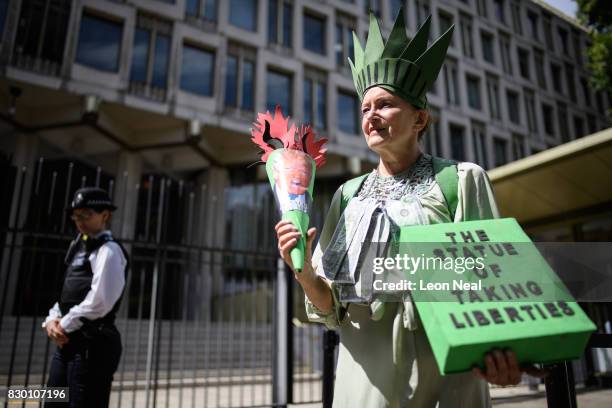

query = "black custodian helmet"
[{"left": 67, "top": 187, "right": 117, "bottom": 212}]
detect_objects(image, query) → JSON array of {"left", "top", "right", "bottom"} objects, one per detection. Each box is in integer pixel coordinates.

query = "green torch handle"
[{"left": 282, "top": 210, "right": 309, "bottom": 272}]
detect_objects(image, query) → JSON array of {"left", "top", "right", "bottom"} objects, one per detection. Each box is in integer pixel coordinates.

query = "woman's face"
[{"left": 360, "top": 87, "right": 426, "bottom": 155}]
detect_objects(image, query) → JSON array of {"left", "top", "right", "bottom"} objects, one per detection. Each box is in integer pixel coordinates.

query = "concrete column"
[
  {"left": 111, "top": 152, "right": 143, "bottom": 240},
  {"left": 192, "top": 166, "right": 229, "bottom": 249},
  {"left": 191, "top": 166, "right": 229, "bottom": 319}
]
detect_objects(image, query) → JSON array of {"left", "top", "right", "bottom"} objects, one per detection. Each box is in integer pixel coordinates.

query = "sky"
[{"left": 540, "top": 0, "right": 578, "bottom": 18}]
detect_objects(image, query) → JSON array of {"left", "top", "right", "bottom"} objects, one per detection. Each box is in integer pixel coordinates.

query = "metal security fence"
[{"left": 0, "top": 158, "right": 326, "bottom": 407}]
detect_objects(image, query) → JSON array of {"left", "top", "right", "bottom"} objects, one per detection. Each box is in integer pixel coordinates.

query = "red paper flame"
[{"left": 250, "top": 105, "right": 327, "bottom": 168}]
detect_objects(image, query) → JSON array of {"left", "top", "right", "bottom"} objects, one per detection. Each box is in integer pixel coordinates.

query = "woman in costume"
[{"left": 275, "top": 9, "right": 544, "bottom": 407}]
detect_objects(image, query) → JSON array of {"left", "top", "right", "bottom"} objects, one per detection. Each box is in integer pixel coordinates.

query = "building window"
[
  {"left": 557, "top": 27, "right": 569, "bottom": 55},
  {"left": 565, "top": 63, "right": 576, "bottom": 100},
  {"left": 444, "top": 58, "right": 460, "bottom": 106},
  {"left": 180, "top": 43, "right": 215, "bottom": 96},
  {"left": 303, "top": 69, "right": 327, "bottom": 129},
  {"left": 512, "top": 133, "right": 525, "bottom": 160},
  {"left": 476, "top": 0, "right": 487, "bottom": 18},
  {"left": 493, "top": 137, "right": 508, "bottom": 167},
  {"left": 543, "top": 15, "right": 554, "bottom": 51},
  {"left": 550, "top": 63, "right": 563, "bottom": 94},
  {"left": 0, "top": 0, "right": 8, "bottom": 36},
  {"left": 12, "top": 0, "right": 71, "bottom": 76},
  {"left": 226, "top": 56, "right": 238, "bottom": 106},
  {"left": 596, "top": 91, "right": 605, "bottom": 115},
  {"left": 506, "top": 90, "right": 521, "bottom": 124},
  {"left": 225, "top": 44, "right": 255, "bottom": 111},
  {"left": 421, "top": 107, "right": 441, "bottom": 156},
  {"left": 267, "top": 69, "right": 292, "bottom": 114},
  {"left": 76, "top": 12, "right": 123, "bottom": 73},
  {"left": 229, "top": 0, "right": 257, "bottom": 31},
  {"left": 481, "top": 31, "right": 495, "bottom": 64},
  {"left": 129, "top": 15, "right": 171, "bottom": 101},
  {"left": 335, "top": 13, "right": 355, "bottom": 68},
  {"left": 580, "top": 78, "right": 591, "bottom": 107},
  {"left": 337, "top": 89, "right": 359, "bottom": 134},
  {"left": 572, "top": 30, "right": 582, "bottom": 66},
  {"left": 364, "top": 0, "right": 381, "bottom": 18},
  {"left": 524, "top": 89, "right": 537, "bottom": 134},
  {"left": 459, "top": 13, "right": 473, "bottom": 58},
  {"left": 534, "top": 49, "right": 546, "bottom": 89},
  {"left": 486, "top": 74, "right": 501, "bottom": 120},
  {"left": 416, "top": 0, "right": 432, "bottom": 40},
  {"left": 268, "top": 0, "right": 292, "bottom": 47},
  {"left": 542, "top": 103, "right": 555, "bottom": 136},
  {"left": 472, "top": 121, "right": 488, "bottom": 169},
  {"left": 186, "top": 0, "right": 217, "bottom": 22},
  {"left": 493, "top": 0, "right": 505, "bottom": 24},
  {"left": 574, "top": 116, "right": 585, "bottom": 139},
  {"left": 450, "top": 124, "right": 465, "bottom": 162},
  {"left": 438, "top": 11, "right": 454, "bottom": 46},
  {"left": 511, "top": 1, "right": 522, "bottom": 35},
  {"left": 499, "top": 32, "right": 512, "bottom": 75},
  {"left": 429, "top": 77, "right": 438, "bottom": 96},
  {"left": 557, "top": 102, "right": 569, "bottom": 142},
  {"left": 527, "top": 11, "right": 538, "bottom": 41},
  {"left": 517, "top": 47, "right": 530, "bottom": 80},
  {"left": 303, "top": 11, "right": 326, "bottom": 54},
  {"left": 587, "top": 114, "right": 597, "bottom": 134},
  {"left": 466, "top": 75, "right": 482, "bottom": 110}
]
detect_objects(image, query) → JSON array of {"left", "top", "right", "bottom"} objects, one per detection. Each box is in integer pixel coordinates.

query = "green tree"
[{"left": 576, "top": 0, "right": 612, "bottom": 93}]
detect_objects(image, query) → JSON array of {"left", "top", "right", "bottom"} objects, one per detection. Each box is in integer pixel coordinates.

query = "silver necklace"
[{"left": 358, "top": 154, "right": 434, "bottom": 201}]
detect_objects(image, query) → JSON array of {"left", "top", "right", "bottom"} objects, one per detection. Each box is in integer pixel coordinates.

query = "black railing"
[{"left": 0, "top": 158, "right": 325, "bottom": 407}]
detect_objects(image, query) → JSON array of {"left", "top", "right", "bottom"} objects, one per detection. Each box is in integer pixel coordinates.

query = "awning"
[{"left": 487, "top": 128, "right": 612, "bottom": 227}]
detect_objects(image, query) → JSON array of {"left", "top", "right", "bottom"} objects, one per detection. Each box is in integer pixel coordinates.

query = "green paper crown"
[{"left": 349, "top": 6, "right": 454, "bottom": 109}]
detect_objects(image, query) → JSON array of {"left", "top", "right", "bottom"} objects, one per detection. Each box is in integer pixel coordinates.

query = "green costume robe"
[{"left": 306, "top": 159, "right": 499, "bottom": 407}]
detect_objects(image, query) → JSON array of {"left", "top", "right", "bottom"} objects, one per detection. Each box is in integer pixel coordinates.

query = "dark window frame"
[
  {"left": 303, "top": 10, "right": 326, "bottom": 55},
  {"left": 268, "top": 0, "right": 292, "bottom": 47},
  {"left": 229, "top": 0, "right": 258, "bottom": 31},
  {"left": 303, "top": 68, "right": 327, "bottom": 130},
  {"left": 225, "top": 43, "right": 256, "bottom": 112},
  {"left": 266, "top": 68, "right": 293, "bottom": 115},
  {"left": 337, "top": 88, "right": 359, "bottom": 135},
  {"left": 75, "top": 10, "right": 124, "bottom": 73},
  {"left": 180, "top": 42, "right": 216, "bottom": 97},
  {"left": 129, "top": 14, "right": 172, "bottom": 101}
]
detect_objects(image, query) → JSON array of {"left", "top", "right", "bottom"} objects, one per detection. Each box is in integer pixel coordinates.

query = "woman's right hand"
[
  {"left": 275, "top": 220, "right": 317, "bottom": 278},
  {"left": 275, "top": 221, "right": 333, "bottom": 314}
]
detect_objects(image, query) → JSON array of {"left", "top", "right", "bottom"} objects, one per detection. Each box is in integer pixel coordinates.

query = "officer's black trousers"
[{"left": 45, "top": 325, "right": 122, "bottom": 408}]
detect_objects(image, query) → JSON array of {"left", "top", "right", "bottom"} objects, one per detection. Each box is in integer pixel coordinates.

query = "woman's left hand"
[{"left": 472, "top": 349, "right": 548, "bottom": 386}]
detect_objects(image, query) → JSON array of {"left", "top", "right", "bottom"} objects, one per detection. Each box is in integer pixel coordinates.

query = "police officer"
[{"left": 42, "top": 187, "right": 128, "bottom": 407}]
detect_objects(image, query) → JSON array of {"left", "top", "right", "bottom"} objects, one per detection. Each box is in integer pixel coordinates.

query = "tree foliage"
[{"left": 576, "top": 0, "right": 612, "bottom": 93}]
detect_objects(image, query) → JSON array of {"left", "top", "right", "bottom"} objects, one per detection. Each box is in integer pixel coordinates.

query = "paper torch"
[{"left": 250, "top": 106, "right": 327, "bottom": 272}]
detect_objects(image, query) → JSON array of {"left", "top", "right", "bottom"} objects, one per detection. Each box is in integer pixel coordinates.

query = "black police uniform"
[{"left": 44, "top": 188, "right": 128, "bottom": 408}]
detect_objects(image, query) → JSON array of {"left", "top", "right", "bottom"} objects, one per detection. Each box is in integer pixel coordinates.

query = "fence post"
[
  {"left": 544, "top": 362, "right": 577, "bottom": 408},
  {"left": 273, "top": 258, "right": 293, "bottom": 407},
  {"left": 322, "top": 329, "right": 338, "bottom": 408}
]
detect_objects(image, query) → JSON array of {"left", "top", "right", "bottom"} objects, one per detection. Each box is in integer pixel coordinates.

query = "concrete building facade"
[{"left": 0, "top": 0, "right": 610, "bottom": 254}]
